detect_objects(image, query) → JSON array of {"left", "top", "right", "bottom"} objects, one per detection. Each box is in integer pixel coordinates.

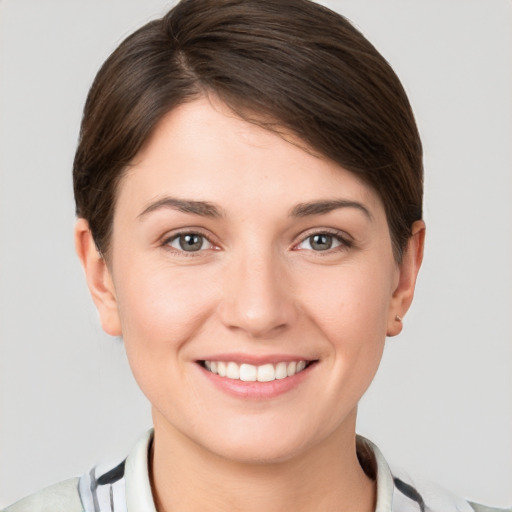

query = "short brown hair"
[{"left": 73, "top": 0, "right": 423, "bottom": 261}]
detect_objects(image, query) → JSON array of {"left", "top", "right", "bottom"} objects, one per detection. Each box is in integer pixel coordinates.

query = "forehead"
[{"left": 117, "top": 97, "right": 384, "bottom": 218}]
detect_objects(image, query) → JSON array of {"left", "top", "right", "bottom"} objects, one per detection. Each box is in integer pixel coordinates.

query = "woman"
[{"left": 3, "top": 0, "right": 510, "bottom": 511}]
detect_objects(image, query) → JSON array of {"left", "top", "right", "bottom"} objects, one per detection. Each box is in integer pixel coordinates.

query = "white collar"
[
  {"left": 124, "top": 429, "right": 157, "bottom": 512},
  {"left": 81, "top": 429, "right": 475, "bottom": 512},
  {"left": 123, "top": 430, "right": 395, "bottom": 512}
]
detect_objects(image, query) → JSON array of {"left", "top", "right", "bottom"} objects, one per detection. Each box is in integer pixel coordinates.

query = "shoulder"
[
  {"left": 3, "top": 430, "right": 154, "bottom": 512},
  {"left": 469, "top": 503, "right": 512, "bottom": 512},
  {"left": 357, "top": 436, "right": 511, "bottom": 512},
  {"left": 3, "top": 477, "right": 83, "bottom": 512},
  {"left": 392, "top": 472, "right": 511, "bottom": 512}
]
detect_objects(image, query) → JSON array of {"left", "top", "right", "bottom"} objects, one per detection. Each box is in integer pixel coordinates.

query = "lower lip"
[{"left": 198, "top": 363, "right": 316, "bottom": 399}]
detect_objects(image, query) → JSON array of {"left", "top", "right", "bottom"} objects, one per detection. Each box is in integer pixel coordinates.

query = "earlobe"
[
  {"left": 387, "top": 220, "right": 425, "bottom": 337},
  {"left": 74, "top": 219, "right": 122, "bottom": 337}
]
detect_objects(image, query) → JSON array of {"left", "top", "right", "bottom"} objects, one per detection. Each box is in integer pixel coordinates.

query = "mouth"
[{"left": 198, "top": 359, "right": 316, "bottom": 383}]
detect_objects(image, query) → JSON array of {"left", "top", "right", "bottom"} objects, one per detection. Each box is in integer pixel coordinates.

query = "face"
[{"left": 80, "top": 97, "right": 421, "bottom": 464}]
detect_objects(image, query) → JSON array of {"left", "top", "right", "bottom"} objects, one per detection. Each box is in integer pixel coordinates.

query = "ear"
[
  {"left": 387, "top": 220, "right": 425, "bottom": 337},
  {"left": 74, "top": 218, "right": 122, "bottom": 337}
]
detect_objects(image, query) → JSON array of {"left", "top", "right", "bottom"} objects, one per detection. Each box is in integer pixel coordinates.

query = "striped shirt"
[{"left": 5, "top": 430, "right": 509, "bottom": 512}]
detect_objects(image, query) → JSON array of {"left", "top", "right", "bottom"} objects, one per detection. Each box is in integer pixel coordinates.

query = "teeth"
[
  {"left": 203, "top": 360, "right": 309, "bottom": 382},
  {"left": 275, "top": 362, "right": 288, "bottom": 380},
  {"left": 287, "top": 361, "right": 296, "bottom": 377},
  {"left": 257, "top": 363, "right": 275, "bottom": 382},
  {"left": 226, "top": 362, "right": 240, "bottom": 379},
  {"left": 217, "top": 361, "right": 227, "bottom": 377},
  {"left": 240, "top": 363, "right": 257, "bottom": 382}
]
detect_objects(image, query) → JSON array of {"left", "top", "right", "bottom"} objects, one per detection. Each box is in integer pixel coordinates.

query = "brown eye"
[{"left": 169, "top": 233, "right": 211, "bottom": 252}]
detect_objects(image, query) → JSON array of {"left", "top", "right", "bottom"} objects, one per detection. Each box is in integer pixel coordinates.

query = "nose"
[{"left": 217, "top": 249, "right": 298, "bottom": 339}]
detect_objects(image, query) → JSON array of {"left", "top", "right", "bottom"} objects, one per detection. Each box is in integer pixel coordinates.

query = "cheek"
[
  {"left": 113, "top": 257, "right": 218, "bottom": 359},
  {"left": 297, "top": 260, "right": 395, "bottom": 395},
  {"left": 113, "top": 259, "right": 222, "bottom": 409},
  {"left": 299, "top": 262, "right": 394, "bottom": 344}
]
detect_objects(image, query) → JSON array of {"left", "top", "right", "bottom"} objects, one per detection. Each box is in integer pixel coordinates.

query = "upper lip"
[{"left": 197, "top": 353, "right": 317, "bottom": 365}]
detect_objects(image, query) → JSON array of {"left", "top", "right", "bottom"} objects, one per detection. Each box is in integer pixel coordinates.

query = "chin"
[
  {"left": 207, "top": 433, "right": 311, "bottom": 465},
  {"left": 192, "top": 414, "right": 337, "bottom": 466}
]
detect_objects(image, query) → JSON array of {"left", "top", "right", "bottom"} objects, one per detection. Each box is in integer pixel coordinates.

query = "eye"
[
  {"left": 296, "top": 233, "right": 344, "bottom": 251},
  {"left": 167, "top": 233, "right": 213, "bottom": 252}
]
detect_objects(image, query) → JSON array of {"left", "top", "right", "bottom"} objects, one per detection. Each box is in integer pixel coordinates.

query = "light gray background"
[{"left": 1, "top": 0, "right": 511, "bottom": 507}]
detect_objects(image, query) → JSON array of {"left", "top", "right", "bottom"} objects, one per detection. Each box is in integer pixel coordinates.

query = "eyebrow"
[
  {"left": 138, "top": 197, "right": 224, "bottom": 219},
  {"left": 138, "top": 197, "right": 371, "bottom": 220},
  {"left": 290, "top": 199, "right": 372, "bottom": 220}
]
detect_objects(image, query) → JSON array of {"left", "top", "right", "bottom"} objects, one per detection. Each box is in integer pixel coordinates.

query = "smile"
[{"left": 202, "top": 360, "right": 309, "bottom": 382}]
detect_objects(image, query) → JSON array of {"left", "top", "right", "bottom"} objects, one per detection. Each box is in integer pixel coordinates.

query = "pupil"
[
  {"left": 311, "top": 234, "right": 332, "bottom": 250},
  {"left": 180, "top": 234, "right": 202, "bottom": 251}
]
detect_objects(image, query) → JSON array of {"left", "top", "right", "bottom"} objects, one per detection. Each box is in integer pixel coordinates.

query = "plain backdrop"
[{"left": 0, "top": 0, "right": 511, "bottom": 507}]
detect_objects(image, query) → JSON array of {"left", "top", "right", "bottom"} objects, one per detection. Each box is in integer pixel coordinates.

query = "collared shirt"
[{"left": 5, "top": 430, "right": 509, "bottom": 512}]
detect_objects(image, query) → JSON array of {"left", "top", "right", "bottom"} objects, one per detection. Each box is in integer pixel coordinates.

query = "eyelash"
[
  {"left": 160, "top": 228, "right": 353, "bottom": 256},
  {"left": 293, "top": 229, "right": 353, "bottom": 254},
  {"left": 161, "top": 229, "right": 218, "bottom": 256}
]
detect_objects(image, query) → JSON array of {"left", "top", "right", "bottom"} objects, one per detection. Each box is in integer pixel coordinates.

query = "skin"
[{"left": 76, "top": 96, "right": 425, "bottom": 512}]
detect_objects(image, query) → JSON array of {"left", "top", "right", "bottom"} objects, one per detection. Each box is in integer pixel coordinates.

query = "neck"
[{"left": 150, "top": 410, "right": 376, "bottom": 512}]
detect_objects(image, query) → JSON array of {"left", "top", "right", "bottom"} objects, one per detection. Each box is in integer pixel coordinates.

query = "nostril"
[{"left": 216, "top": 266, "right": 298, "bottom": 338}]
